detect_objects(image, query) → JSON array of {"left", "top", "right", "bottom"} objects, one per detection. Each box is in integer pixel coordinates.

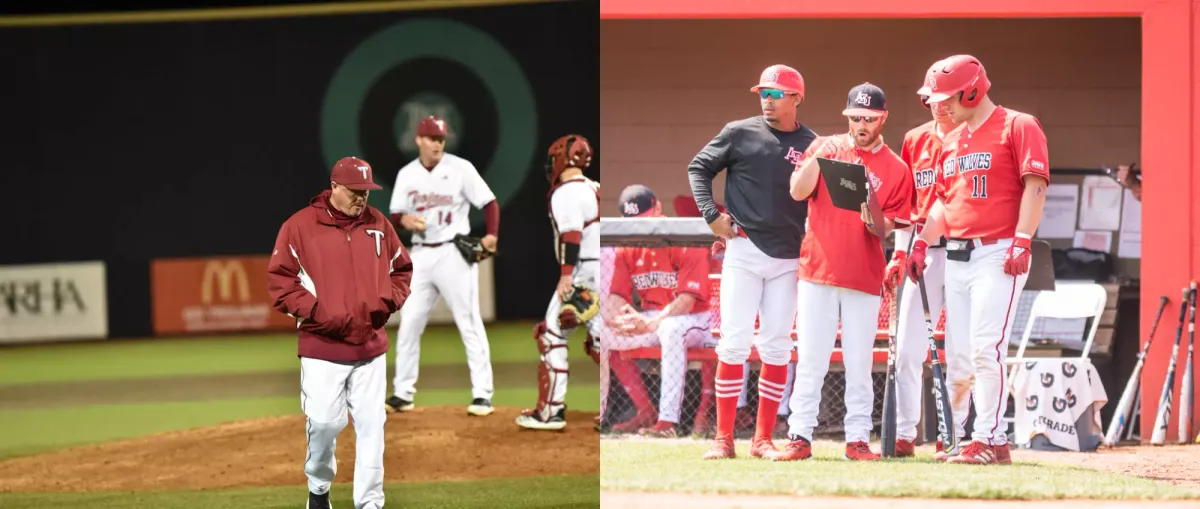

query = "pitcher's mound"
[{"left": 0, "top": 406, "right": 599, "bottom": 493}]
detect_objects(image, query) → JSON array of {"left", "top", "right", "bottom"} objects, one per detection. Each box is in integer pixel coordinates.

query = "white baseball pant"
[
  {"left": 301, "top": 354, "right": 387, "bottom": 509},
  {"left": 943, "top": 239, "right": 1029, "bottom": 446},
  {"left": 392, "top": 243, "right": 493, "bottom": 402},
  {"left": 787, "top": 280, "right": 882, "bottom": 443},
  {"left": 715, "top": 236, "right": 798, "bottom": 367},
  {"left": 598, "top": 311, "right": 713, "bottom": 423}
]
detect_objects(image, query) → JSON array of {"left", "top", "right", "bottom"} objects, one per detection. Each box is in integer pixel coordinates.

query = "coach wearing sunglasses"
[{"left": 688, "top": 64, "right": 818, "bottom": 460}]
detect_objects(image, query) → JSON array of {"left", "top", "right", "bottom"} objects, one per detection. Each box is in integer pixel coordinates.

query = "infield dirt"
[{"left": 0, "top": 406, "right": 599, "bottom": 492}]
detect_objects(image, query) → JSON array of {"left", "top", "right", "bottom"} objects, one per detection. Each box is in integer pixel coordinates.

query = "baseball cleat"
[
  {"left": 639, "top": 420, "right": 678, "bottom": 438},
  {"left": 308, "top": 490, "right": 332, "bottom": 509},
  {"left": 384, "top": 395, "right": 414, "bottom": 413},
  {"left": 467, "top": 398, "right": 494, "bottom": 416},
  {"left": 515, "top": 408, "right": 567, "bottom": 431},
  {"left": 895, "top": 439, "right": 916, "bottom": 458},
  {"left": 765, "top": 436, "right": 811, "bottom": 461},
  {"left": 946, "top": 440, "right": 1012, "bottom": 465},
  {"left": 845, "top": 441, "right": 881, "bottom": 461},
  {"left": 701, "top": 434, "right": 736, "bottom": 460},
  {"left": 610, "top": 409, "right": 656, "bottom": 434},
  {"left": 932, "top": 438, "right": 962, "bottom": 462},
  {"left": 749, "top": 437, "right": 778, "bottom": 458}
]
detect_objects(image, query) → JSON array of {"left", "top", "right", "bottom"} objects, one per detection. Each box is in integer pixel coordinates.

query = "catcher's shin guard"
[
  {"left": 584, "top": 332, "right": 600, "bottom": 364},
  {"left": 516, "top": 321, "right": 569, "bottom": 431}
]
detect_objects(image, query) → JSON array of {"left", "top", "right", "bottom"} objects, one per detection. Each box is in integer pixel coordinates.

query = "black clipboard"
[{"left": 817, "top": 157, "right": 869, "bottom": 212}]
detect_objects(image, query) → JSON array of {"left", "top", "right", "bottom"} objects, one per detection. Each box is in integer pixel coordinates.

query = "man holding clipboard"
[{"left": 766, "top": 83, "right": 914, "bottom": 462}]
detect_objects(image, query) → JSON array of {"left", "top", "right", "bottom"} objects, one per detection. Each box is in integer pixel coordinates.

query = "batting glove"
[
  {"left": 884, "top": 250, "right": 907, "bottom": 292},
  {"left": 711, "top": 238, "right": 727, "bottom": 258},
  {"left": 1003, "top": 235, "right": 1033, "bottom": 276},
  {"left": 907, "top": 238, "right": 929, "bottom": 284}
]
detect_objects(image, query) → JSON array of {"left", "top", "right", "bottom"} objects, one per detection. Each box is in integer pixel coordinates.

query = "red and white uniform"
[
  {"left": 786, "top": 134, "right": 913, "bottom": 443},
  {"left": 893, "top": 120, "right": 963, "bottom": 442},
  {"left": 599, "top": 246, "right": 714, "bottom": 424},
  {"left": 933, "top": 106, "right": 1049, "bottom": 446}
]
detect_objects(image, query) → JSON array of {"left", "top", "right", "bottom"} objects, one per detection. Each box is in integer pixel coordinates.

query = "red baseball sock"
[
  {"left": 714, "top": 361, "right": 744, "bottom": 439},
  {"left": 755, "top": 363, "right": 788, "bottom": 441},
  {"left": 609, "top": 352, "right": 652, "bottom": 412}
]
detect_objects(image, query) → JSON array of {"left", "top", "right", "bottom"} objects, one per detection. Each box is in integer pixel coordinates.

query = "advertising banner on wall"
[
  {"left": 0, "top": 261, "right": 108, "bottom": 343},
  {"left": 151, "top": 256, "right": 295, "bottom": 335}
]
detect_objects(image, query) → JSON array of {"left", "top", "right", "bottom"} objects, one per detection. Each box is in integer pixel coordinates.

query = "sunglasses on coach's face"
[
  {"left": 759, "top": 89, "right": 788, "bottom": 99},
  {"left": 847, "top": 116, "right": 879, "bottom": 123}
]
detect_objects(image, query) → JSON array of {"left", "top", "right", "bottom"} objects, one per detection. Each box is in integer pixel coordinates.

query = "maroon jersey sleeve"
[
  {"left": 609, "top": 248, "right": 635, "bottom": 302},
  {"left": 675, "top": 247, "right": 711, "bottom": 302},
  {"left": 1009, "top": 113, "right": 1051, "bottom": 185},
  {"left": 267, "top": 219, "right": 318, "bottom": 320}
]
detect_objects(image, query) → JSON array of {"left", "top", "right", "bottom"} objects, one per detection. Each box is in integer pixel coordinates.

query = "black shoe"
[
  {"left": 385, "top": 395, "right": 414, "bottom": 413},
  {"left": 467, "top": 397, "right": 494, "bottom": 416},
  {"left": 308, "top": 490, "right": 332, "bottom": 509}
]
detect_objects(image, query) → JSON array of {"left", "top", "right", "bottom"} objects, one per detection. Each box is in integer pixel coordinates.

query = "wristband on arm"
[{"left": 560, "top": 231, "right": 581, "bottom": 276}]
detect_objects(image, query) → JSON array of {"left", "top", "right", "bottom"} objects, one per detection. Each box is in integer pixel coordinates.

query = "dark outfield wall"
[{"left": 0, "top": 0, "right": 600, "bottom": 338}]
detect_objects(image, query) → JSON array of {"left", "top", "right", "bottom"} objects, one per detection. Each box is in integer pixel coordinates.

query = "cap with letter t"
[
  {"left": 331, "top": 156, "right": 383, "bottom": 190},
  {"left": 619, "top": 184, "right": 658, "bottom": 217},
  {"left": 842, "top": 82, "right": 887, "bottom": 117}
]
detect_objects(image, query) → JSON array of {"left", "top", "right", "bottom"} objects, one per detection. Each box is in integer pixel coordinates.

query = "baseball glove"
[
  {"left": 452, "top": 234, "right": 495, "bottom": 264},
  {"left": 558, "top": 285, "right": 599, "bottom": 329}
]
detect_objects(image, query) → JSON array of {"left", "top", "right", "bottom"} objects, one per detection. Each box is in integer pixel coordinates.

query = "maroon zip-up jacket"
[{"left": 267, "top": 190, "right": 413, "bottom": 362}]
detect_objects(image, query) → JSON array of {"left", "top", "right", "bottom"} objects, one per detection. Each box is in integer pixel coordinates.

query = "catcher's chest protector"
[{"left": 546, "top": 176, "right": 601, "bottom": 264}]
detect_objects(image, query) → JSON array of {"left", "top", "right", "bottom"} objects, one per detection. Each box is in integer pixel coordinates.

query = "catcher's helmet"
[
  {"left": 545, "top": 134, "right": 593, "bottom": 183},
  {"left": 917, "top": 55, "right": 990, "bottom": 108},
  {"left": 751, "top": 64, "right": 805, "bottom": 100}
]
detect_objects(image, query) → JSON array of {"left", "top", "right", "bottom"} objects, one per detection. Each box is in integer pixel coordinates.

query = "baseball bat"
[
  {"left": 1104, "top": 295, "right": 1170, "bottom": 447},
  {"left": 917, "top": 273, "right": 956, "bottom": 455},
  {"left": 1178, "top": 283, "right": 1196, "bottom": 443},
  {"left": 877, "top": 219, "right": 916, "bottom": 458},
  {"left": 1150, "top": 285, "right": 1192, "bottom": 445}
]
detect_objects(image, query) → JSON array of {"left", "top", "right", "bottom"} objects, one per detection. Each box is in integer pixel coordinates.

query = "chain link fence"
[{"left": 597, "top": 217, "right": 1081, "bottom": 442}]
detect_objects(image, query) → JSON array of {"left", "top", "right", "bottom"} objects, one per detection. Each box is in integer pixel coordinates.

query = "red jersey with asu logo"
[
  {"left": 900, "top": 120, "right": 949, "bottom": 223},
  {"left": 934, "top": 107, "right": 1050, "bottom": 239},
  {"left": 609, "top": 246, "right": 711, "bottom": 313},
  {"left": 796, "top": 134, "right": 914, "bottom": 296}
]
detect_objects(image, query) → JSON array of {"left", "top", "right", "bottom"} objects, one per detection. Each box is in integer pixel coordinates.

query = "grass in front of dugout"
[
  {"left": 600, "top": 438, "right": 1200, "bottom": 500},
  {"left": 0, "top": 474, "right": 599, "bottom": 509}
]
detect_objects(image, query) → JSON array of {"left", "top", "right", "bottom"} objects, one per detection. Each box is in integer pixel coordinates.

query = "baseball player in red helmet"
[
  {"left": 769, "top": 83, "right": 913, "bottom": 462},
  {"left": 516, "top": 134, "right": 601, "bottom": 431},
  {"left": 906, "top": 55, "right": 1050, "bottom": 465},
  {"left": 884, "top": 59, "right": 967, "bottom": 458},
  {"left": 688, "top": 64, "right": 818, "bottom": 460}
]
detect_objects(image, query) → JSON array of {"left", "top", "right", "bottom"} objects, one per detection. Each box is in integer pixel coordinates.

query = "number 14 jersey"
[{"left": 388, "top": 153, "right": 497, "bottom": 245}]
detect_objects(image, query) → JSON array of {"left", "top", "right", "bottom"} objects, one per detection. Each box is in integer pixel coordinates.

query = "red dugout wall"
[{"left": 600, "top": 0, "right": 1198, "bottom": 444}]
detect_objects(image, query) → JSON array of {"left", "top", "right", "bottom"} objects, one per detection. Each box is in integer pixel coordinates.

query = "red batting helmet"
[
  {"left": 545, "top": 134, "right": 592, "bottom": 183},
  {"left": 917, "top": 55, "right": 991, "bottom": 107},
  {"left": 751, "top": 64, "right": 805, "bottom": 100}
]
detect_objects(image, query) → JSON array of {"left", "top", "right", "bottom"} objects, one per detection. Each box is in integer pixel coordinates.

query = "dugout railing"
[{"left": 598, "top": 217, "right": 1091, "bottom": 443}]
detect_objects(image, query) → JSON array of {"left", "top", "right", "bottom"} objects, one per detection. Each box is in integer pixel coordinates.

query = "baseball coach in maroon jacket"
[{"left": 267, "top": 156, "right": 414, "bottom": 509}]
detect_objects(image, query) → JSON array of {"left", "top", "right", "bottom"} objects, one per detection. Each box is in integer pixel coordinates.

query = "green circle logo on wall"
[{"left": 320, "top": 18, "right": 538, "bottom": 215}]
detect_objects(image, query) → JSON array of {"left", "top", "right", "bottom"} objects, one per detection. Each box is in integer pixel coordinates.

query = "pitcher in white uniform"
[{"left": 385, "top": 116, "right": 502, "bottom": 417}]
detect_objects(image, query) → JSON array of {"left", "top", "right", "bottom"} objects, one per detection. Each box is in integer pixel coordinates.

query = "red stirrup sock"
[
  {"left": 755, "top": 363, "right": 789, "bottom": 440},
  {"left": 715, "top": 361, "right": 744, "bottom": 438},
  {"left": 609, "top": 352, "right": 653, "bottom": 412}
]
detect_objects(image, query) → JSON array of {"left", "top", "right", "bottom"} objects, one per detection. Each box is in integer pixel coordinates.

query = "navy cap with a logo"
[
  {"left": 842, "top": 83, "right": 887, "bottom": 117},
  {"left": 619, "top": 184, "right": 657, "bottom": 217}
]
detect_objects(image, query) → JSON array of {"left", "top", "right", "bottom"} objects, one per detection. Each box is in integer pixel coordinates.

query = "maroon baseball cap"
[
  {"left": 417, "top": 116, "right": 449, "bottom": 138},
  {"left": 331, "top": 156, "right": 382, "bottom": 190}
]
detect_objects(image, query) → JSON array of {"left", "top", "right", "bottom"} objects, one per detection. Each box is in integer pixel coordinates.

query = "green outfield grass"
[
  {"left": 0, "top": 321, "right": 555, "bottom": 386},
  {"left": 0, "top": 474, "right": 598, "bottom": 508},
  {"left": 601, "top": 438, "right": 1200, "bottom": 500}
]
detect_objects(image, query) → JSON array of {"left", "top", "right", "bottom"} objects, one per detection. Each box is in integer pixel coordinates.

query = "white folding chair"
[{"left": 1002, "top": 282, "right": 1108, "bottom": 436}]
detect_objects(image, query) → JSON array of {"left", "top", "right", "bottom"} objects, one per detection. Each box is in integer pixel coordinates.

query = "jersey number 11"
[{"left": 971, "top": 175, "right": 988, "bottom": 198}]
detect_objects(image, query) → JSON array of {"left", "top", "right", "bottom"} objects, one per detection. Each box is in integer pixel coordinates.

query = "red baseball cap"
[
  {"left": 417, "top": 116, "right": 449, "bottom": 137},
  {"left": 331, "top": 156, "right": 382, "bottom": 190}
]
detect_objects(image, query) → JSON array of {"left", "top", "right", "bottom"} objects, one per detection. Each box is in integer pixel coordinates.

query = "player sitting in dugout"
[{"left": 600, "top": 185, "right": 717, "bottom": 437}]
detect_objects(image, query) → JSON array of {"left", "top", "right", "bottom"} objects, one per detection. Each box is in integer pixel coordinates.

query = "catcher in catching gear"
[{"left": 516, "top": 134, "right": 602, "bottom": 432}]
